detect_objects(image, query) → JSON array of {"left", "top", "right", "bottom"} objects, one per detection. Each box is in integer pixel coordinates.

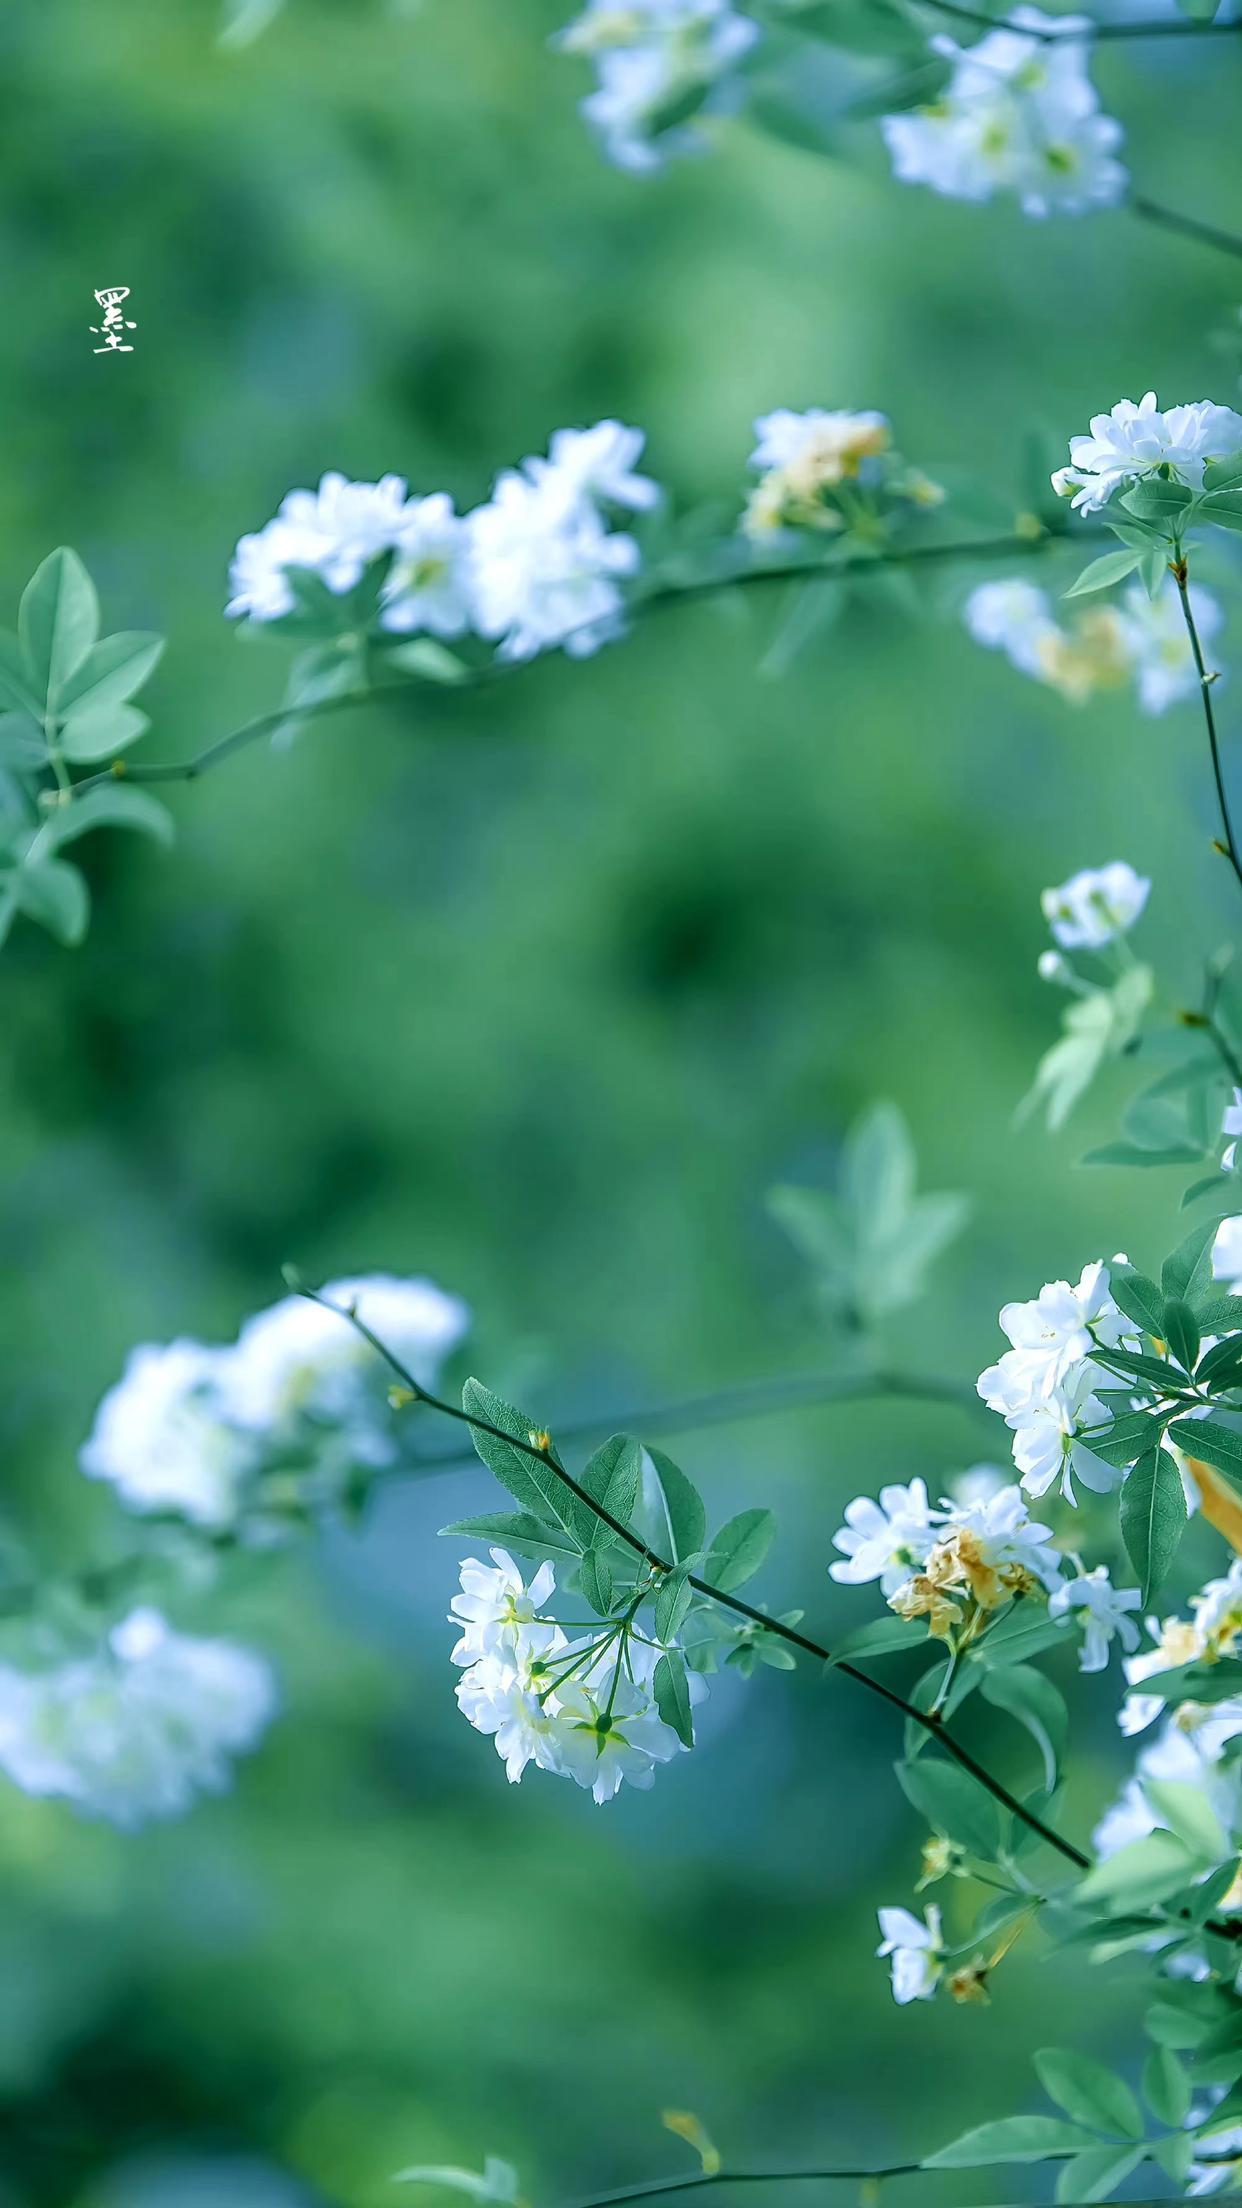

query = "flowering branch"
[{"left": 297, "top": 1282, "right": 1093, "bottom": 1872}]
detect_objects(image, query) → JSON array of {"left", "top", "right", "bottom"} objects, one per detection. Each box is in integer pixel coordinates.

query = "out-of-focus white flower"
[
  {"left": 1049, "top": 1566, "right": 1142, "bottom": 1672},
  {"left": 80, "top": 1340, "right": 257, "bottom": 1529},
  {"left": 1041, "top": 862, "right": 1150, "bottom": 950},
  {"left": 379, "top": 492, "right": 474, "bottom": 637},
  {"left": 226, "top": 472, "right": 415, "bottom": 620},
  {"left": 223, "top": 1274, "right": 469, "bottom": 1442},
  {"left": 882, "top": 11, "right": 1126, "bottom": 219},
  {"left": 1116, "top": 581, "right": 1223, "bottom": 715},
  {"left": 749, "top": 408, "right": 891, "bottom": 486},
  {"left": 966, "top": 576, "right": 1222, "bottom": 716},
  {"left": 1095, "top": 1705, "right": 1242, "bottom": 1858},
  {"left": 946, "top": 1463, "right": 1008, "bottom": 1508},
  {"left": 1052, "top": 393, "right": 1242, "bottom": 513},
  {"left": 829, "top": 1479, "right": 936, "bottom": 1594},
  {"left": 1120, "top": 1614, "right": 1202, "bottom": 1734},
  {"left": 876, "top": 1903, "right": 943, "bottom": 2003},
  {"left": 528, "top": 421, "right": 660, "bottom": 513},
  {"left": 964, "top": 580, "right": 1061, "bottom": 678},
  {"left": 555, "top": 0, "right": 759, "bottom": 172},
  {"left": 0, "top": 1608, "right": 276, "bottom": 1827},
  {"left": 1192, "top": 1558, "right": 1242, "bottom": 1657},
  {"left": 1213, "top": 1217, "right": 1242, "bottom": 1296},
  {"left": 1221, "top": 1088, "right": 1242, "bottom": 1174},
  {"left": 468, "top": 468, "right": 640, "bottom": 661},
  {"left": 449, "top": 1550, "right": 562, "bottom": 1666}
]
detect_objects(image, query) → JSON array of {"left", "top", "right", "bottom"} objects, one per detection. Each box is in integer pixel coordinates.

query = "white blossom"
[
  {"left": 454, "top": 1625, "right": 693, "bottom": 1802},
  {"left": 0, "top": 1609, "right": 276, "bottom": 1827},
  {"left": 379, "top": 493, "right": 474, "bottom": 638},
  {"left": 946, "top": 1463, "right": 1008, "bottom": 1508},
  {"left": 829, "top": 1479, "right": 935, "bottom": 1594},
  {"left": 882, "top": 11, "right": 1126, "bottom": 219},
  {"left": 1095, "top": 1707, "right": 1242, "bottom": 1858},
  {"left": 966, "top": 575, "right": 1223, "bottom": 714},
  {"left": 527, "top": 421, "right": 660, "bottom": 513},
  {"left": 1041, "top": 862, "right": 1150, "bottom": 950},
  {"left": 1212, "top": 1216, "right": 1242, "bottom": 1296},
  {"left": 468, "top": 468, "right": 640, "bottom": 662},
  {"left": 449, "top": 1550, "right": 562, "bottom": 1667},
  {"left": 876, "top": 1903, "right": 943, "bottom": 2003},
  {"left": 1049, "top": 1566, "right": 1142, "bottom": 1672},
  {"left": 80, "top": 1339, "right": 257, "bottom": 1529},
  {"left": 455, "top": 1651, "right": 574, "bottom": 1785},
  {"left": 1052, "top": 393, "right": 1242, "bottom": 513},
  {"left": 1117, "top": 581, "right": 1223, "bottom": 715},
  {"left": 932, "top": 1482, "right": 1064, "bottom": 1593},
  {"left": 749, "top": 409, "right": 891, "bottom": 485},
  {"left": 998, "top": 1259, "right": 1129, "bottom": 1384},
  {"left": 964, "top": 579, "right": 1061, "bottom": 678},
  {"left": 555, "top": 0, "right": 759, "bottom": 173},
  {"left": 226, "top": 472, "right": 415, "bottom": 620},
  {"left": 1221, "top": 1088, "right": 1242, "bottom": 1173},
  {"left": 223, "top": 1273, "right": 469, "bottom": 1442}
]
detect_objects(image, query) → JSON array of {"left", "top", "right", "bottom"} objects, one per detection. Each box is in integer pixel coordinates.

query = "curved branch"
[{"left": 1172, "top": 555, "right": 1242, "bottom": 895}]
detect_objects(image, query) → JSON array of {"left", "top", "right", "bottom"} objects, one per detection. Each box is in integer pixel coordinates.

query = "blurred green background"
[{"left": 2, "top": 0, "right": 1242, "bottom": 2200}]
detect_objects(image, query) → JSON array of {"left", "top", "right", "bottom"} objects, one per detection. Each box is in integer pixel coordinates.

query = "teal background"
[{"left": 1, "top": 0, "right": 1242, "bottom": 2200}]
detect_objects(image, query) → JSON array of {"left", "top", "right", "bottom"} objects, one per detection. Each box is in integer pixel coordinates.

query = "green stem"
[
  {"left": 1131, "top": 194, "right": 1242, "bottom": 266},
  {"left": 301, "top": 1286, "right": 1093, "bottom": 1874},
  {"left": 1173, "top": 556, "right": 1242, "bottom": 895}
]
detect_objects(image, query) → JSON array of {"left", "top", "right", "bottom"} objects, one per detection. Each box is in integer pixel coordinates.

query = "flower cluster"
[
  {"left": 881, "top": 10, "right": 1126, "bottom": 218},
  {"left": 0, "top": 1608, "right": 275, "bottom": 1828},
  {"left": 1039, "top": 861, "right": 1150, "bottom": 952},
  {"left": 1094, "top": 1562, "right": 1242, "bottom": 1861},
  {"left": 830, "top": 1470, "right": 1138, "bottom": 1672},
  {"left": 964, "top": 575, "right": 1224, "bottom": 714},
  {"left": 227, "top": 422, "right": 659, "bottom": 662},
  {"left": 742, "top": 408, "right": 942, "bottom": 538},
  {"left": 552, "top": 0, "right": 759, "bottom": 173},
  {"left": 451, "top": 1548, "right": 698, "bottom": 1802},
  {"left": 82, "top": 1273, "right": 469, "bottom": 1529},
  {"left": 1052, "top": 393, "right": 1242, "bottom": 513},
  {"left": 976, "top": 1258, "right": 1133, "bottom": 1502}
]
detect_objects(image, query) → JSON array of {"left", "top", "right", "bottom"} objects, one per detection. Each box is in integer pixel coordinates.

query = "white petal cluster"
[
  {"left": 828, "top": 1477, "right": 936, "bottom": 1595},
  {"left": 227, "top": 424, "right": 658, "bottom": 662},
  {"left": 1040, "top": 863, "right": 1150, "bottom": 950},
  {"left": 1212, "top": 1216, "right": 1242, "bottom": 1296},
  {"left": 80, "top": 1274, "right": 469, "bottom": 1527},
  {"left": 976, "top": 1259, "right": 1132, "bottom": 1502},
  {"left": 553, "top": 0, "right": 759, "bottom": 172},
  {"left": 876, "top": 1903, "right": 943, "bottom": 2003},
  {"left": 450, "top": 1549, "right": 698, "bottom": 1803},
  {"left": 1052, "top": 392, "right": 1242, "bottom": 513},
  {"left": 743, "top": 407, "right": 941, "bottom": 537},
  {"left": 1221, "top": 1089, "right": 1242, "bottom": 1175},
  {"left": 965, "top": 576, "right": 1223, "bottom": 714},
  {"left": 0, "top": 1608, "right": 276, "bottom": 1828},
  {"left": 881, "top": 10, "right": 1126, "bottom": 218},
  {"left": 831, "top": 1477, "right": 1064, "bottom": 1638},
  {"left": 1048, "top": 1565, "right": 1141, "bottom": 1673}
]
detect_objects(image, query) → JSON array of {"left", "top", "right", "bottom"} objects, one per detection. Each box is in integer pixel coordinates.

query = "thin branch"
[
  {"left": 69, "top": 526, "right": 1073, "bottom": 802},
  {"left": 562, "top": 2151, "right": 1175, "bottom": 2208},
  {"left": 392, "top": 1367, "right": 981, "bottom": 1478},
  {"left": 1131, "top": 194, "right": 1242, "bottom": 265},
  {"left": 917, "top": 0, "right": 1242, "bottom": 37},
  {"left": 301, "top": 1285, "right": 1093, "bottom": 1874},
  {"left": 1173, "top": 555, "right": 1242, "bottom": 895}
]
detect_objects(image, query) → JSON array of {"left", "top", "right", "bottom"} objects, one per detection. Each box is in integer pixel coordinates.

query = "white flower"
[
  {"left": 1221, "top": 1088, "right": 1242, "bottom": 1174},
  {"left": 226, "top": 472, "right": 415, "bottom": 620},
  {"left": 552, "top": 1659, "right": 685, "bottom": 1803},
  {"left": 829, "top": 1478, "right": 936, "bottom": 1594},
  {"left": 527, "top": 421, "right": 660, "bottom": 512},
  {"left": 80, "top": 1339, "right": 257, "bottom": 1529},
  {"left": 556, "top": 0, "right": 759, "bottom": 173},
  {"left": 223, "top": 1274, "right": 469, "bottom": 1442},
  {"left": 749, "top": 408, "right": 891, "bottom": 484},
  {"left": 1192, "top": 1557, "right": 1242, "bottom": 1656},
  {"left": 379, "top": 493, "right": 474, "bottom": 638},
  {"left": 1049, "top": 1566, "right": 1142, "bottom": 1672},
  {"left": 1094, "top": 1708, "right": 1242, "bottom": 1858},
  {"left": 1041, "top": 862, "right": 1150, "bottom": 949},
  {"left": 0, "top": 1608, "right": 276, "bottom": 1827},
  {"left": 454, "top": 1629, "right": 694, "bottom": 1802},
  {"left": 947, "top": 1463, "right": 1008, "bottom": 1508},
  {"left": 964, "top": 580, "right": 1061, "bottom": 678},
  {"left": 981, "top": 1355, "right": 1118, "bottom": 1503},
  {"left": 468, "top": 468, "right": 640, "bottom": 661},
  {"left": 932, "top": 1482, "right": 1064, "bottom": 1592},
  {"left": 449, "top": 1550, "right": 562, "bottom": 1666},
  {"left": 1052, "top": 392, "right": 1242, "bottom": 513},
  {"left": 998, "top": 1259, "right": 1129, "bottom": 1384},
  {"left": 455, "top": 1652, "right": 573, "bottom": 1785},
  {"left": 882, "top": 11, "right": 1126, "bottom": 219},
  {"left": 1213, "top": 1217, "right": 1242, "bottom": 1296},
  {"left": 1116, "top": 580, "right": 1223, "bottom": 716},
  {"left": 876, "top": 1903, "right": 943, "bottom": 2003}
]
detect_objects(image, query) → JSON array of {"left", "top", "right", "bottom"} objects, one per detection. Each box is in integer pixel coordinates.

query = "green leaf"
[
  {"left": 653, "top": 1650, "right": 694, "bottom": 1747},
  {"left": 633, "top": 1447, "right": 705, "bottom": 1565},
  {"left": 0, "top": 630, "right": 46, "bottom": 719},
  {"left": 1203, "top": 454, "right": 1242, "bottom": 494},
  {"left": 580, "top": 1434, "right": 642, "bottom": 1547},
  {"left": 1053, "top": 2144, "right": 1143, "bottom": 2203},
  {"left": 1143, "top": 1776, "right": 1228, "bottom": 1861},
  {"left": 1143, "top": 2044, "right": 1191, "bottom": 2127},
  {"left": 1062, "top": 548, "right": 1143, "bottom": 598},
  {"left": 655, "top": 1565, "right": 693, "bottom": 1642},
  {"left": 1034, "top": 2048, "right": 1143, "bottom": 2140},
  {"left": 394, "top": 2160, "right": 520, "bottom": 2206},
  {"left": 826, "top": 1614, "right": 926, "bottom": 1664},
  {"left": 37, "top": 783, "right": 174, "bottom": 852},
  {"left": 438, "top": 1509, "right": 583, "bottom": 1562},
  {"left": 58, "top": 631, "right": 163, "bottom": 717},
  {"left": 1138, "top": 1656, "right": 1242, "bottom": 1705},
  {"left": 1119, "top": 476, "right": 1193, "bottom": 526},
  {"left": 1194, "top": 1297, "right": 1242, "bottom": 1335},
  {"left": 702, "top": 1508, "right": 775, "bottom": 1592},
  {"left": 1108, "top": 1263, "right": 1165, "bottom": 1340},
  {"left": 1169, "top": 1414, "right": 1242, "bottom": 1488},
  {"left": 56, "top": 702, "right": 149, "bottom": 764},
  {"left": 1161, "top": 1296, "right": 1200, "bottom": 1373},
  {"left": 385, "top": 637, "right": 470, "bottom": 684},
  {"left": 896, "top": 1756, "right": 1001, "bottom": 1860},
  {"left": 10, "top": 857, "right": 89, "bottom": 945},
  {"left": 578, "top": 1546, "right": 614, "bottom": 1617},
  {"left": 1074, "top": 1829, "right": 1201, "bottom": 1912},
  {"left": 1086, "top": 1407, "right": 1172, "bottom": 1470},
  {"left": 1162, "top": 1218, "right": 1219, "bottom": 1309},
  {"left": 18, "top": 549, "right": 99, "bottom": 706},
  {"left": 1081, "top": 1140, "right": 1203, "bottom": 1168},
  {"left": 1119, "top": 1443, "right": 1186, "bottom": 1605},
  {"left": 1202, "top": 490, "right": 1242, "bottom": 534},
  {"left": 980, "top": 1665, "right": 1067, "bottom": 1795},
  {"left": 460, "top": 1378, "right": 590, "bottom": 1549},
  {"left": 924, "top": 2117, "right": 1105, "bottom": 2168},
  {"left": 1195, "top": 1335, "right": 1242, "bottom": 1391}
]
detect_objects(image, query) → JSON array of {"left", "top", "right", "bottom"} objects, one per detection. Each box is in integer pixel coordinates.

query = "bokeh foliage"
[{"left": 2, "top": 0, "right": 1242, "bottom": 2200}]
